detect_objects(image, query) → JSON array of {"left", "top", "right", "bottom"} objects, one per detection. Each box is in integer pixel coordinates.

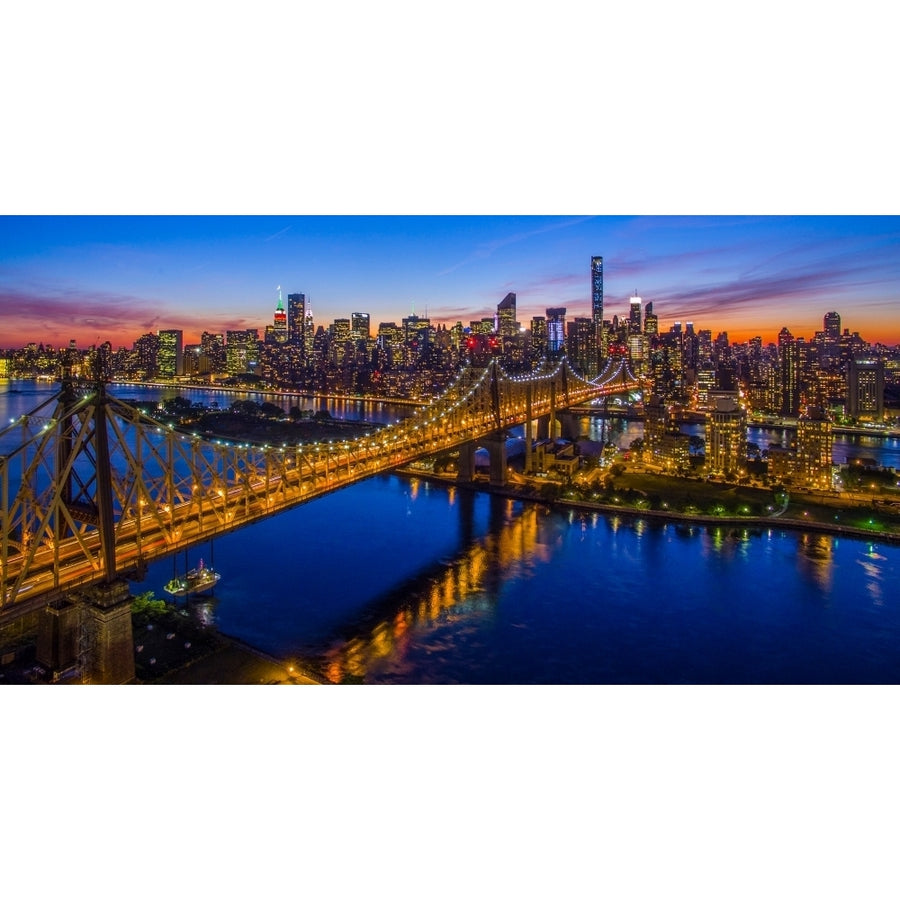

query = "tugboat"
[{"left": 163, "top": 557, "right": 221, "bottom": 598}]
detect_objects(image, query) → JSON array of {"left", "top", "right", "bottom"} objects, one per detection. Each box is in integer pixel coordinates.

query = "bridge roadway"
[{"left": 0, "top": 358, "right": 639, "bottom": 620}]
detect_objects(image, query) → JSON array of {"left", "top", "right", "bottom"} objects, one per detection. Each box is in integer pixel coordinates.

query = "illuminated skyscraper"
[
  {"left": 796, "top": 408, "right": 834, "bottom": 489},
  {"left": 226, "top": 329, "right": 260, "bottom": 375},
  {"left": 629, "top": 294, "right": 642, "bottom": 334},
  {"left": 591, "top": 257, "right": 603, "bottom": 326},
  {"left": 530, "top": 316, "right": 547, "bottom": 359},
  {"left": 644, "top": 301, "right": 658, "bottom": 336},
  {"left": 847, "top": 358, "right": 885, "bottom": 419},
  {"left": 779, "top": 328, "right": 800, "bottom": 416},
  {"left": 705, "top": 397, "right": 747, "bottom": 478},
  {"left": 351, "top": 312, "right": 370, "bottom": 342},
  {"left": 568, "top": 317, "right": 595, "bottom": 375},
  {"left": 591, "top": 256, "right": 603, "bottom": 371},
  {"left": 271, "top": 288, "right": 288, "bottom": 343},
  {"left": 497, "top": 292, "right": 517, "bottom": 337},
  {"left": 200, "top": 331, "right": 226, "bottom": 374},
  {"left": 287, "top": 293, "right": 306, "bottom": 345},
  {"left": 546, "top": 308, "right": 566, "bottom": 356},
  {"left": 158, "top": 329, "right": 183, "bottom": 378}
]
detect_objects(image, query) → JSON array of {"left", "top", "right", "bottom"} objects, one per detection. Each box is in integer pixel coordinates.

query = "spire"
[{"left": 276, "top": 285, "right": 284, "bottom": 311}]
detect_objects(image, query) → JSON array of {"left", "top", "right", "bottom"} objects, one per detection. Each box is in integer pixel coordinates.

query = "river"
[{"left": 3, "top": 380, "right": 900, "bottom": 683}]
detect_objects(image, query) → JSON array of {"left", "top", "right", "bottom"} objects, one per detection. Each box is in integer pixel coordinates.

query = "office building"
[
  {"left": 158, "top": 329, "right": 183, "bottom": 378},
  {"left": 546, "top": 308, "right": 566, "bottom": 355},
  {"left": 847, "top": 358, "right": 885, "bottom": 419},
  {"left": 497, "top": 292, "right": 517, "bottom": 337}
]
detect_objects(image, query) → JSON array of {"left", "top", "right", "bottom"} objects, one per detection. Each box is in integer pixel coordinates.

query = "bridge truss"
[{"left": 0, "top": 356, "right": 638, "bottom": 616}]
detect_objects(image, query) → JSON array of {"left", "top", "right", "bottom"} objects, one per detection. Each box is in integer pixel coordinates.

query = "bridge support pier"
[
  {"left": 37, "top": 580, "right": 135, "bottom": 684},
  {"left": 535, "top": 414, "right": 557, "bottom": 441},
  {"left": 457, "top": 441, "right": 476, "bottom": 483},
  {"left": 37, "top": 599, "right": 81, "bottom": 674},
  {"left": 524, "top": 385, "right": 534, "bottom": 475},
  {"left": 83, "top": 580, "right": 135, "bottom": 685},
  {"left": 481, "top": 433, "right": 508, "bottom": 487},
  {"left": 556, "top": 412, "right": 581, "bottom": 442}
]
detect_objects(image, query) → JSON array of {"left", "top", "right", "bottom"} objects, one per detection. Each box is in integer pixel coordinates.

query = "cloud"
[
  {"left": 263, "top": 225, "right": 292, "bottom": 242},
  {"left": 437, "top": 216, "right": 596, "bottom": 276},
  {"left": 0, "top": 285, "right": 248, "bottom": 347}
]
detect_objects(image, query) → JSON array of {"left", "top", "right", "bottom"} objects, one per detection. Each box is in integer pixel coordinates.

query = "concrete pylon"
[
  {"left": 524, "top": 384, "right": 534, "bottom": 475},
  {"left": 481, "top": 433, "right": 508, "bottom": 487},
  {"left": 457, "top": 440, "right": 476, "bottom": 483}
]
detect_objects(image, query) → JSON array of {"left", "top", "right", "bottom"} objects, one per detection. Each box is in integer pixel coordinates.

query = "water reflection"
[
  {"left": 796, "top": 533, "right": 834, "bottom": 593},
  {"left": 322, "top": 498, "right": 545, "bottom": 683}
]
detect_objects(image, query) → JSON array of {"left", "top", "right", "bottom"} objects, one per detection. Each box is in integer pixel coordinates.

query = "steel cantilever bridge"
[{"left": 0, "top": 354, "right": 639, "bottom": 619}]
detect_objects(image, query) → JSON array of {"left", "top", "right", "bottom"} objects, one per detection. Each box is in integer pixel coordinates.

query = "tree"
[
  {"left": 163, "top": 396, "right": 193, "bottom": 415},
  {"left": 231, "top": 399, "right": 261, "bottom": 417},
  {"left": 259, "top": 402, "right": 284, "bottom": 418}
]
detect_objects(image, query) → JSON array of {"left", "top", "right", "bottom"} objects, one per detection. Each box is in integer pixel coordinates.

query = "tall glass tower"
[{"left": 591, "top": 256, "right": 603, "bottom": 326}]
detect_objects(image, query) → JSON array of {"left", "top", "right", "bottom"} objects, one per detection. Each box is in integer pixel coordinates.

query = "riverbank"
[
  {"left": 111, "top": 379, "right": 429, "bottom": 408},
  {"left": 396, "top": 467, "right": 900, "bottom": 545},
  {"left": 152, "top": 636, "right": 322, "bottom": 685}
]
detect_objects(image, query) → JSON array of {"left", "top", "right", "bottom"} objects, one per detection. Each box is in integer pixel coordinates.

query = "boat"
[{"left": 163, "top": 557, "right": 221, "bottom": 597}]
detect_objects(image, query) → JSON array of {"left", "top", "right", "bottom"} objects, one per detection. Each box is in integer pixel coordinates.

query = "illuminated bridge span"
[{"left": 0, "top": 356, "right": 638, "bottom": 616}]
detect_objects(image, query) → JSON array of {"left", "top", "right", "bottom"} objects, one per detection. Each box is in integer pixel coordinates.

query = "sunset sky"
[{"left": 0, "top": 215, "right": 897, "bottom": 350}]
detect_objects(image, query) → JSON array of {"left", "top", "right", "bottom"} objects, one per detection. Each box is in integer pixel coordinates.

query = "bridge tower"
[{"left": 34, "top": 362, "right": 136, "bottom": 683}]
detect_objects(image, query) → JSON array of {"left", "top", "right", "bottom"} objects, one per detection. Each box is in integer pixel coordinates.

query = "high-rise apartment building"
[
  {"left": 591, "top": 256, "right": 603, "bottom": 327},
  {"left": 779, "top": 328, "right": 800, "bottom": 416},
  {"left": 796, "top": 407, "right": 834, "bottom": 489},
  {"left": 705, "top": 396, "right": 747, "bottom": 478}
]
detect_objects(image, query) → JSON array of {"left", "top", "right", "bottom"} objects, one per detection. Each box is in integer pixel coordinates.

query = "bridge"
[{"left": 0, "top": 354, "right": 638, "bottom": 679}]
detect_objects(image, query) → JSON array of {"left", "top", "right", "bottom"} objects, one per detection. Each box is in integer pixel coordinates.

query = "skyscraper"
[
  {"left": 158, "top": 329, "right": 183, "bottom": 378},
  {"left": 591, "top": 256, "right": 604, "bottom": 371},
  {"left": 629, "top": 294, "right": 642, "bottom": 334},
  {"left": 546, "top": 308, "right": 567, "bottom": 356},
  {"left": 497, "top": 292, "right": 517, "bottom": 337},
  {"left": 591, "top": 256, "right": 603, "bottom": 327},
  {"left": 530, "top": 316, "right": 547, "bottom": 360},
  {"left": 351, "top": 312, "right": 370, "bottom": 342},
  {"left": 568, "top": 317, "right": 595, "bottom": 376},
  {"left": 287, "top": 293, "right": 306, "bottom": 346},
  {"left": 271, "top": 289, "right": 288, "bottom": 343},
  {"left": 847, "top": 358, "right": 885, "bottom": 419}
]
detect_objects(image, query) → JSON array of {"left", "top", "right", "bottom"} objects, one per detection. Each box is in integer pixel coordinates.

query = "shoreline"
[
  {"left": 110, "top": 379, "right": 429, "bottom": 408},
  {"left": 396, "top": 467, "right": 900, "bottom": 545}
]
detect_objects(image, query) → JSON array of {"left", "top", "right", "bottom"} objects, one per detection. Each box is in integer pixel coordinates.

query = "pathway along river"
[{"left": 3, "top": 382, "right": 900, "bottom": 683}]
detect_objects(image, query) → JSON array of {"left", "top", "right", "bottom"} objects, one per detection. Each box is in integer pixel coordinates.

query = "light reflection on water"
[
  {"left": 3, "top": 385, "right": 900, "bottom": 682},
  {"left": 165, "top": 475, "right": 900, "bottom": 685}
]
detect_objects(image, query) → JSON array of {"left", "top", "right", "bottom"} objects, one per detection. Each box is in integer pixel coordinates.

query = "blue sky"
[{"left": 0, "top": 215, "right": 898, "bottom": 349}]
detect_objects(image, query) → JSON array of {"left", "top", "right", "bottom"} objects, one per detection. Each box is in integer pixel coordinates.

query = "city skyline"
[{"left": 1, "top": 216, "right": 898, "bottom": 350}]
